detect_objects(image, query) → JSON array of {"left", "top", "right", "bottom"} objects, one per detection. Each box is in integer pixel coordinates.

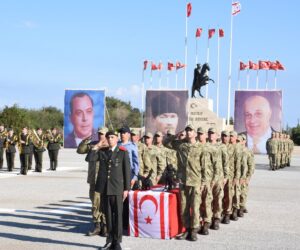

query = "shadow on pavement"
[{"left": 0, "top": 232, "right": 99, "bottom": 249}]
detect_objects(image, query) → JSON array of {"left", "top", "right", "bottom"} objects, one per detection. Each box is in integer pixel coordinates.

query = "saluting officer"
[{"left": 96, "top": 130, "right": 131, "bottom": 250}]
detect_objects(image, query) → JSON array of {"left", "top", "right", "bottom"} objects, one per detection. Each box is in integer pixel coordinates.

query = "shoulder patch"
[{"left": 118, "top": 146, "right": 127, "bottom": 151}]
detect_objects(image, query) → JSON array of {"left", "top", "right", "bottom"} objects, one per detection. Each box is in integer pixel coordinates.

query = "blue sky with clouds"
[{"left": 0, "top": 1, "right": 299, "bottom": 127}]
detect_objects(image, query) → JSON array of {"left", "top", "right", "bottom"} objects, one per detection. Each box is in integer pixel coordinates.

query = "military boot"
[
  {"left": 87, "top": 222, "right": 101, "bottom": 236},
  {"left": 211, "top": 218, "right": 220, "bottom": 230},
  {"left": 189, "top": 228, "right": 198, "bottom": 241},
  {"left": 176, "top": 229, "right": 190, "bottom": 240},
  {"left": 243, "top": 207, "right": 248, "bottom": 213},
  {"left": 53, "top": 161, "right": 57, "bottom": 170},
  {"left": 100, "top": 223, "right": 108, "bottom": 237},
  {"left": 200, "top": 222, "right": 209, "bottom": 235},
  {"left": 238, "top": 208, "right": 244, "bottom": 217},
  {"left": 230, "top": 208, "right": 238, "bottom": 221},
  {"left": 221, "top": 214, "right": 230, "bottom": 224}
]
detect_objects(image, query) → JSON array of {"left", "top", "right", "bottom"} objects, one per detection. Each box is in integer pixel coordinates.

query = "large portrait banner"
[
  {"left": 234, "top": 90, "right": 282, "bottom": 154},
  {"left": 64, "top": 89, "right": 105, "bottom": 148},
  {"left": 145, "top": 90, "right": 188, "bottom": 136}
]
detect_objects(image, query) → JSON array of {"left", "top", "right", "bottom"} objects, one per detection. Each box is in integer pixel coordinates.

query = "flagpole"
[
  {"left": 274, "top": 70, "right": 277, "bottom": 89},
  {"left": 196, "top": 36, "right": 198, "bottom": 64},
  {"left": 184, "top": 3, "right": 188, "bottom": 90},
  {"left": 216, "top": 31, "right": 220, "bottom": 116},
  {"left": 246, "top": 68, "right": 249, "bottom": 89},
  {"left": 256, "top": 69, "right": 259, "bottom": 89},
  {"left": 265, "top": 70, "right": 268, "bottom": 89},
  {"left": 167, "top": 69, "right": 169, "bottom": 89},
  {"left": 159, "top": 61, "right": 162, "bottom": 89},
  {"left": 206, "top": 27, "right": 210, "bottom": 99},
  {"left": 176, "top": 67, "right": 178, "bottom": 89},
  {"left": 150, "top": 63, "right": 153, "bottom": 89},
  {"left": 227, "top": 8, "right": 234, "bottom": 125},
  {"left": 238, "top": 66, "right": 240, "bottom": 90},
  {"left": 141, "top": 65, "right": 145, "bottom": 128}
]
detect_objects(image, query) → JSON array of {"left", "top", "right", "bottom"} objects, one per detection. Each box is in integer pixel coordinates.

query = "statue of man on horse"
[{"left": 191, "top": 63, "right": 214, "bottom": 98}]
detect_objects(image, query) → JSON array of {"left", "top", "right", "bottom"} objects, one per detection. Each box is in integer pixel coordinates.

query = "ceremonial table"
[{"left": 128, "top": 187, "right": 183, "bottom": 239}]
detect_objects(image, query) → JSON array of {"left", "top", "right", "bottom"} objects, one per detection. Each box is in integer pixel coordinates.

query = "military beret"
[
  {"left": 105, "top": 130, "right": 118, "bottom": 137},
  {"left": 208, "top": 127, "right": 216, "bottom": 134},
  {"left": 119, "top": 126, "right": 131, "bottom": 134},
  {"left": 197, "top": 127, "right": 206, "bottom": 134},
  {"left": 144, "top": 132, "right": 153, "bottom": 138},
  {"left": 230, "top": 131, "right": 238, "bottom": 137},
  {"left": 154, "top": 131, "right": 163, "bottom": 137},
  {"left": 221, "top": 130, "right": 229, "bottom": 136},
  {"left": 185, "top": 124, "right": 195, "bottom": 131},
  {"left": 98, "top": 127, "right": 108, "bottom": 134}
]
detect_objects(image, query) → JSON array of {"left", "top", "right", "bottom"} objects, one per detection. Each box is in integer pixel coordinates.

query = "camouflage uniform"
[
  {"left": 287, "top": 136, "right": 294, "bottom": 166},
  {"left": 275, "top": 133, "right": 281, "bottom": 170},
  {"left": 268, "top": 137, "right": 278, "bottom": 170}
]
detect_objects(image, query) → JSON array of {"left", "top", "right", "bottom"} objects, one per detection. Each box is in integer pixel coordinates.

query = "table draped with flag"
[{"left": 128, "top": 187, "right": 183, "bottom": 239}]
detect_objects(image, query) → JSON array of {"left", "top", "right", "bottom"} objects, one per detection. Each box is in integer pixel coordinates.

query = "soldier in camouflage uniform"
[
  {"left": 267, "top": 132, "right": 278, "bottom": 171},
  {"left": 238, "top": 135, "right": 255, "bottom": 216},
  {"left": 143, "top": 132, "right": 165, "bottom": 185},
  {"left": 281, "top": 133, "right": 287, "bottom": 168},
  {"left": 77, "top": 127, "right": 108, "bottom": 237},
  {"left": 287, "top": 134, "right": 294, "bottom": 167},
  {"left": 175, "top": 124, "right": 203, "bottom": 241},
  {"left": 275, "top": 132, "right": 281, "bottom": 170}
]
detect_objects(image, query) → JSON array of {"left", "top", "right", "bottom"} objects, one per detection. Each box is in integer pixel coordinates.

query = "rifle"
[{"left": 132, "top": 169, "right": 154, "bottom": 191}]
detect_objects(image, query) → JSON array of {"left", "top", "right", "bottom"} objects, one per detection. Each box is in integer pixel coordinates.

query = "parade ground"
[{"left": 0, "top": 148, "right": 300, "bottom": 250}]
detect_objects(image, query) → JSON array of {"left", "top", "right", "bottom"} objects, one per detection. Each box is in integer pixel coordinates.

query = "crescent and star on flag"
[{"left": 139, "top": 195, "right": 159, "bottom": 225}]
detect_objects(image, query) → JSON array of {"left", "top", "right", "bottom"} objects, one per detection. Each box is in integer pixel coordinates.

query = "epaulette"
[{"left": 119, "top": 146, "right": 127, "bottom": 151}]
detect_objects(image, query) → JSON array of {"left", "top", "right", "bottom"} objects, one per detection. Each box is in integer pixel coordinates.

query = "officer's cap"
[
  {"left": 230, "top": 131, "right": 238, "bottom": 137},
  {"left": 144, "top": 132, "right": 153, "bottom": 138},
  {"left": 208, "top": 127, "right": 216, "bottom": 134},
  {"left": 185, "top": 124, "right": 195, "bottom": 131},
  {"left": 221, "top": 130, "right": 229, "bottom": 136},
  {"left": 105, "top": 130, "right": 118, "bottom": 137},
  {"left": 98, "top": 127, "right": 108, "bottom": 134},
  {"left": 154, "top": 131, "right": 163, "bottom": 137},
  {"left": 197, "top": 127, "right": 206, "bottom": 134},
  {"left": 119, "top": 126, "right": 131, "bottom": 134}
]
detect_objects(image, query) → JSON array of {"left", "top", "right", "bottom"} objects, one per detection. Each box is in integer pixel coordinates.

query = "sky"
[{"left": 0, "top": 0, "right": 299, "bottom": 127}]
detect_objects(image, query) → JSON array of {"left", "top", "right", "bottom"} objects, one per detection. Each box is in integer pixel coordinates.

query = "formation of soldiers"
[
  {"left": 266, "top": 132, "right": 294, "bottom": 171},
  {"left": 0, "top": 124, "right": 62, "bottom": 175},
  {"left": 77, "top": 125, "right": 256, "bottom": 243}
]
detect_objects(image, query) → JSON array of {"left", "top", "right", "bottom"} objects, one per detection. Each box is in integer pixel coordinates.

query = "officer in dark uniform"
[
  {"left": 46, "top": 128, "right": 62, "bottom": 170},
  {"left": 19, "top": 127, "right": 32, "bottom": 175},
  {"left": 28, "top": 135, "right": 34, "bottom": 170},
  {"left": 0, "top": 124, "right": 6, "bottom": 169},
  {"left": 96, "top": 130, "right": 131, "bottom": 250},
  {"left": 5, "top": 128, "right": 18, "bottom": 171},
  {"left": 33, "top": 128, "right": 46, "bottom": 172}
]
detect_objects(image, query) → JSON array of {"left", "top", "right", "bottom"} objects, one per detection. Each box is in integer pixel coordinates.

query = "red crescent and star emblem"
[{"left": 139, "top": 195, "right": 158, "bottom": 225}]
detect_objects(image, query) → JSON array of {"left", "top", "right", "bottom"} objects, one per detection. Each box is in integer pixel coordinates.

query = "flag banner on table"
[
  {"left": 151, "top": 63, "right": 158, "bottom": 71},
  {"left": 168, "top": 62, "right": 175, "bottom": 71},
  {"left": 249, "top": 61, "right": 259, "bottom": 70},
  {"left": 129, "top": 190, "right": 181, "bottom": 239},
  {"left": 259, "top": 60, "right": 270, "bottom": 70},
  {"left": 219, "top": 28, "right": 224, "bottom": 37},
  {"left": 208, "top": 29, "right": 216, "bottom": 39},
  {"left": 187, "top": 3, "right": 192, "bottom": 17},
  {"left": 143, "top": 60, "right": 148, "bottom": 70},
  {"left": 176, "top": 61, "right": 185, "bottom": 70},
  {"left": 240, "top": 61, "right": 248, "bottom": 70},
  {"left": 276, "top": 60, "right": 285, "bottom": 70},
  {"left": 196, "top": 28, "right": 202, "bottom": 38},
  {"left": 269, "top": 61, "right": 278, "bottom": 70},
  {"left": 232, "top": 1, "right": 241, "bottom": 15}
]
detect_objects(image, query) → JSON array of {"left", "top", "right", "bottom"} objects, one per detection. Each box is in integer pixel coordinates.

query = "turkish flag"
[
  {"left": 187, "top": 3, "right": 192, "bottom": 17},
  {"left": 249, "top": 61, "right": 259, "bottom": 70},
  {"left": 129, "top": 190, "right": 180, "bottom": 239},
  {"left": 219, "top": 29, "right": 224, "bottom": 38},
  {"left": 269, "top": 61, "right": 278, "bottom": 70},
  {"left": 196, "top": 28, "right": 202, "bottom": 38},
  {"left": 151, "top": 63, "right": 158, "bottom": 71},
  {"left": 168, "top": 62, "right": 175, "bottom": 71},
  {"left": 176, "top": 61, "right": 185, "bottom": 70},
  {"left": 259, "top": 60, "right": 270, "bottom": 70},
  {"left": 276, "top": 60, "right": 285, "bottom": 70},
  {"left": 208, "top": 29, "right": 216, "bottom": 39},
  {"left": 143, "top": 60, "right": 148, "bottom": 70},
  {"left": 240, "top": 61, "right": 248, "bottom": 70}
]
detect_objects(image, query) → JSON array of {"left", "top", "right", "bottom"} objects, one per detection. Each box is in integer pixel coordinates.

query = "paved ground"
[{"left": 0, "top": 148, "right": 300, "bottom": 250}]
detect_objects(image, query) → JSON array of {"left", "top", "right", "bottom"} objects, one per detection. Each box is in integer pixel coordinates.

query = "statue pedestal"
[{"left": 188, "top": 98, "right": 225, "bottom": 134}]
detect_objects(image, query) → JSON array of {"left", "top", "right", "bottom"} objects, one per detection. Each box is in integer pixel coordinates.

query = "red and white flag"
[
  {"left": 143, "top": 60, "right": 148, "bottom": 70},
  {"left": 249, "top": 61, "right": 259, "bottom": 70},
  {"left": 259, "top": 60, "right": 270, "bottom": 70},
  {"left": 187, "top": 3, "right": 192, "bottom": 17},
  {"left": 219, "top": 28, "right": 224, "bottom": 38},
  {"left": 232, "top": 2, "right": 241, "bottom": 15},
  {"left": 151, "top": 63, "right": 158, "bottom": 71},
  {"left": 157, "top": 62, "right": 163, "bottom": 70},
  {"left": 129, "top": 190, "right": 177, "bottom": 239},
  {"left": 240, "top": 61, "right": 248, "bottom": 70},
  {"left": 176, "top": 61, "right": 185, "bottom": 70},
  {"left": 276, "top": 60, "right": 285, "bottom": 70},
  {"left": 167, "top": 62, "right": 175, "bottom": 71},
  {"left": 208, "top": 29, "right": 216, "bottom": 39},
  {"left": 196, "top": 28, "right": 203, "bottom": 38},
  {"left": 269, "top": 61, "right": 278, "bottom": 70}
]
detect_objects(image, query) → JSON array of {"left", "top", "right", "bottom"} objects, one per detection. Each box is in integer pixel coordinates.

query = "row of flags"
[
  {"left": 195, "top": 28, "right": 224, "bottom": 39},
  {"left": 240, "top": 60, "right": 285, "bottom": 71},
  {"left": 143, "top": 61, "right": 186, "bottom": 71}
]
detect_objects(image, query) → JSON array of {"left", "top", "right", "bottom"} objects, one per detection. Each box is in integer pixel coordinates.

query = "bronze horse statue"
[{"left": 191, "top": 63, "right": 215, "bottom": 98}]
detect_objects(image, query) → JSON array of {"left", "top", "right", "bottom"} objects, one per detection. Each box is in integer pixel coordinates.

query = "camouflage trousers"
[
  {"left": 212, "top": 181, "right": 224, "bottom": 219},
  {"left": 223, "top": 180, "right": 240, "bottom": 214},
  {"left": 240, "top": 181, "right": 248, "bottom": 209},
  {"left": 281, "top": 153, "right": 287, "bottom": 167},
  {"left": 268, "top": 154, "right": 276, "bottom": 170},
  {"left": 200, "top": 183, "right": 213, "bottom": 223},
  {"left": 232, "top": 181, "right": 241, "bottom": 210},
  {"left": 275, "top": 154, "right": 282, "bottom": 169},
  {"left": 89, "top": 183, "right": 106, "bottom": 224},
  {"left": 179, "top": 184, "right": 201, "bottom": 229}
]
